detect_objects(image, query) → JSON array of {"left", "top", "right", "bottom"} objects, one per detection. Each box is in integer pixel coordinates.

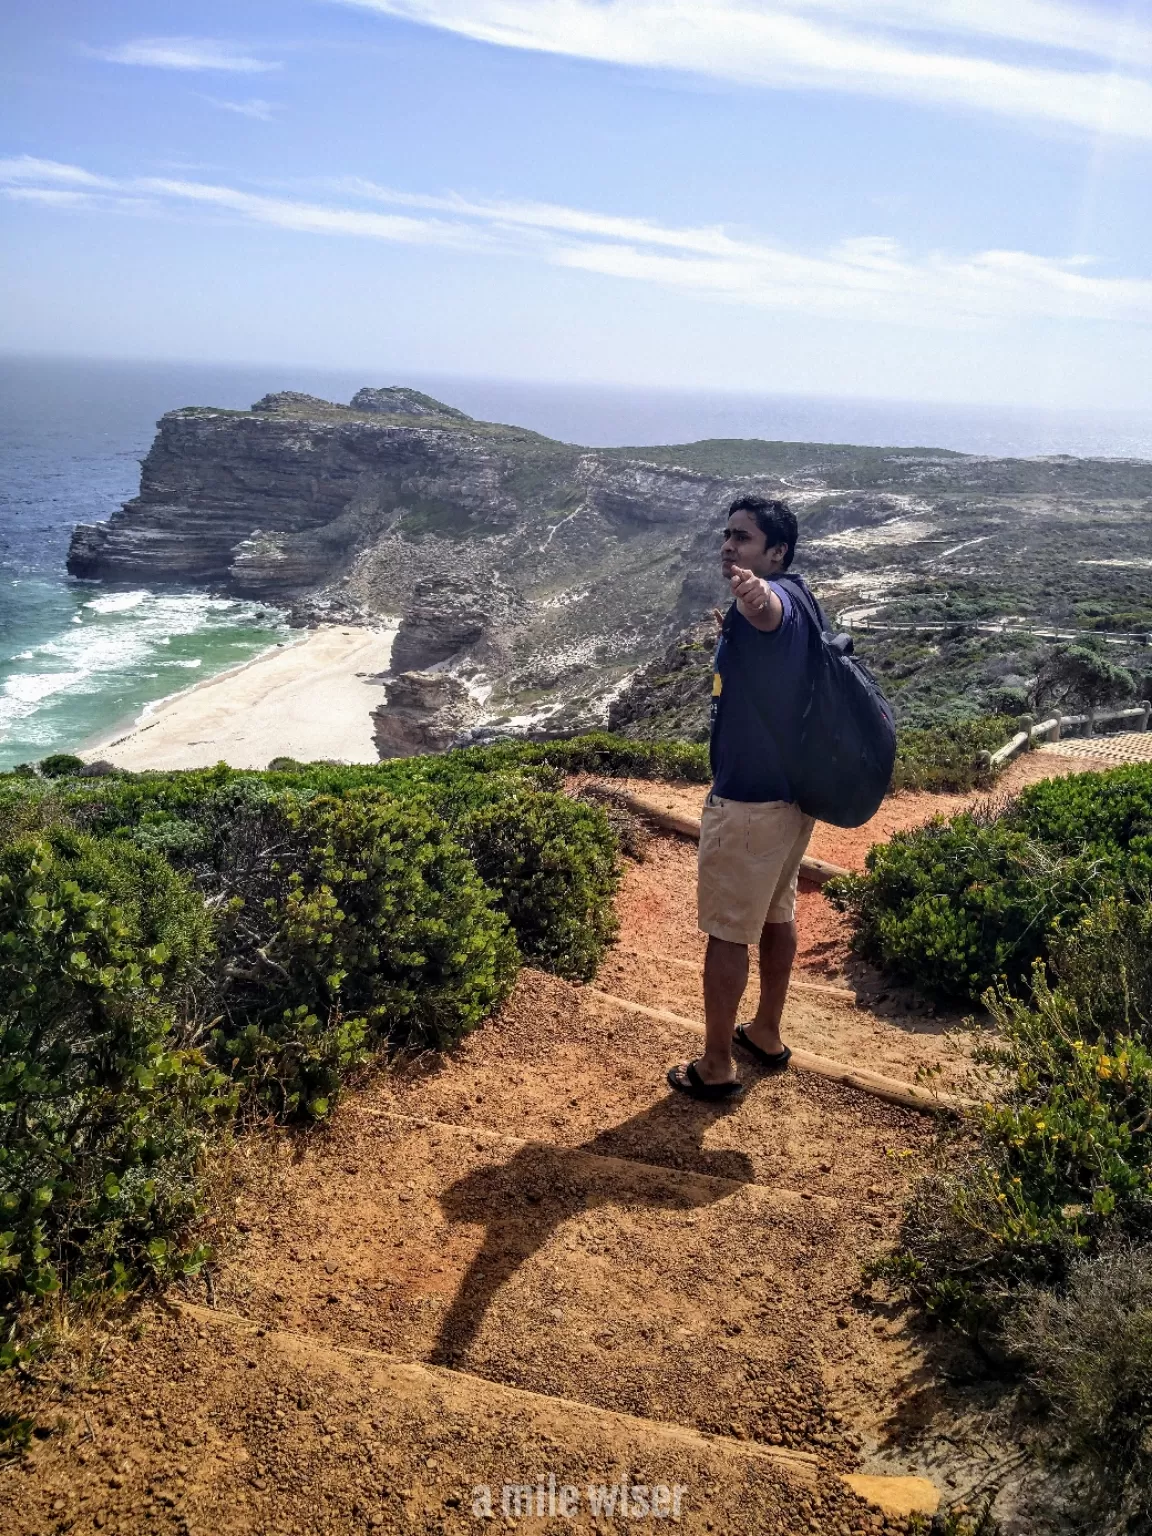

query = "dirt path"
[{"left": 7, "top": 761, "right": 1095, "bottom": 1535}]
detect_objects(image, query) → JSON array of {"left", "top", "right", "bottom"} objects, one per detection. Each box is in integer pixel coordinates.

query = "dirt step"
[
  {"left": 587, "top": 991, "right": 974, "bottom": 1115},
  {"left": 11, "top": 1299, "right": 909, "bottom": 1536},
  {"left": 596, "top": 948, "right": 973, "bottom": 1093},
  {"left": 372, "top": 970, "right": 931, "bottom": 1207},
  {"left": 217, "top": 1112, "right": 855, "bottom": 1456},
  {"left": 354, "top": 1105, "right": 841, "bottom": 1202}
]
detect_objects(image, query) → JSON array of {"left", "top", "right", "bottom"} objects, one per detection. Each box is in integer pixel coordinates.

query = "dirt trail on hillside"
[{"left": 5, "top": 762, "right": 1096, "bottom": 1535}]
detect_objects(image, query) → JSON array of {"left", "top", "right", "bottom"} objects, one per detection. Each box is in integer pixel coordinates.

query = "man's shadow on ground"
[{"left": 429, "top": 1091, "right": 757, "bottom": 1365}]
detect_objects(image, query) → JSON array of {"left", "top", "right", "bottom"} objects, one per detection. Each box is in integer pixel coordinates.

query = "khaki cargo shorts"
[{"left": 697, "top": 794, "right": 816, "bottom": 945}]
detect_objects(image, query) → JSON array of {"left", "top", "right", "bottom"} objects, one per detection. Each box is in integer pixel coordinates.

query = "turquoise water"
[
  {"left": 0, "top": 581, "right": 288, "bottom": 769},
  {"left": 0, "top": 357, "right": 291, "bottom": 771}
]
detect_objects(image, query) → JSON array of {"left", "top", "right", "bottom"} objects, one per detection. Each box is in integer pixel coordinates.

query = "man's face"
[{"left": 721, "top": 509, "right": 787, "bottom": 580}]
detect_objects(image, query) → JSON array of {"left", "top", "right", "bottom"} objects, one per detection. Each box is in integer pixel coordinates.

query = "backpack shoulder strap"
[{"left": 772, "top": 572, "right": 829, "bottom": 637}]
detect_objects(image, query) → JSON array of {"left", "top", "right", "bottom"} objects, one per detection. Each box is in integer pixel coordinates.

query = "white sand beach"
[{"left": 82, "top": 626, "right": 397, "bottom": 771}]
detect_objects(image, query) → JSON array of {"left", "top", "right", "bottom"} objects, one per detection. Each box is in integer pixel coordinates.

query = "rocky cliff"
[{"left": 69, "top": 387, "right": 1152, "bottom": 749}]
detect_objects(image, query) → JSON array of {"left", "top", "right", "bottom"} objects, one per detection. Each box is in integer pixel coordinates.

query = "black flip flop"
[
  {"left": 666, "top": 1060, "right": 745, "bottom": 1102},
  {"left": 733, "top": 1025, "right": 792, "bottom": 1073}
]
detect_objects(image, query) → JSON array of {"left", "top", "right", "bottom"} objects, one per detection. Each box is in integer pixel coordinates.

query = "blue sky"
[{"left": 1, "top": 0, "right": 1150, "bottom": 407}]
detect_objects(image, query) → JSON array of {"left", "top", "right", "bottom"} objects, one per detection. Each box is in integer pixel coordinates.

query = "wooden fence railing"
[{"left": 984, "top": 702, "right": 1152, "bottom": 770}]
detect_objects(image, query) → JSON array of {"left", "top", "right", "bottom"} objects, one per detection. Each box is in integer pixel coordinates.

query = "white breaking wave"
[
  {"left": 0, "top": 590, "right": 287, "bottom": 743},
  {"left": 83, "top": 589, "right": 149, "bottom": 614}
]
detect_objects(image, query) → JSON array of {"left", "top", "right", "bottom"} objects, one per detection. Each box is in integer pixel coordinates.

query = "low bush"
[
  {"left": 37, "top": 754, "right": 85, "bottom": 779},
  {"left": 204, "top": 787, "right": 521, "bottom": 1115},
  {"left": 830, "top": 764, "right": 1152, "bottom": 1003},
  {"left": 1011, "top": 762, "right": 1152, "bottom": 876},
  {"left": 1004, "top": 1246, "right": 1152, "bottom": 1531},
  {"left": 0, "top": 832, "right": 230, "bottom": 1358},
  {"left": 881, "top": 967, "right": 1152, "bottom": 1335},
  {"left": 890, "top": 717, "right": 1011, "bottom": 794},
  {"left": 827, "top": 815, "right": 1110, "bottom": 1001},
  {"left": 461, "top": 786, "right": 620, "bottom": 980},
  {"left": 1051, "top": 896, "right": 1152, "bottom": 1043},
  {"left": 876, "top": 894, "right": 1152, "bottom": 1334}
]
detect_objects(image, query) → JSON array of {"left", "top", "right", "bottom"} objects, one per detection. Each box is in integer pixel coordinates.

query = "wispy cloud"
[
  {"left": 94, "top": 37, "right": 280, "bottom": 73},
  {"left": 3, "top": 154, "right": 1150, "bottom": 326},
  {"left": 201, "top": 97, "right": 279, "bottom": 121},
  {"left": 337, "top": 0, "right": 1152, "bottom": 140}
]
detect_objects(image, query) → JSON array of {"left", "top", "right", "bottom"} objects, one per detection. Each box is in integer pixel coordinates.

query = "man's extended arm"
[{"left": 728, "top": 566, "right": 784, "bottom": 632}]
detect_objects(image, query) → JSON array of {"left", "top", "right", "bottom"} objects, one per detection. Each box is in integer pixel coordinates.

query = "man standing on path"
[{"left": 668, "top": 495, "right": 815, "bottom": 1101}]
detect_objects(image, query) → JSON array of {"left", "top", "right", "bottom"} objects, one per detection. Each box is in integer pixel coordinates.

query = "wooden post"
[
  {"left": 1020, "top": 713, "right": 1034, "bottom": 750},
  {"left": 1053, "top": 712, "right": 1062, "bottom": 742},
  {"left": 1087, "top": 706, "right": 1096, "bottom": 737},
  {"left": 1142, "top": 701, "right": 1151, "bottom": 733}
]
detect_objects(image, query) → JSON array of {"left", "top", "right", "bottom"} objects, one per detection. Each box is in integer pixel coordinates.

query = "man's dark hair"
[{"left": 728, "top": 495, "right": 798, "bottom": 569}]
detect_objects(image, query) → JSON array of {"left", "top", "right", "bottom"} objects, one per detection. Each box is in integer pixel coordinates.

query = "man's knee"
[
  {"left": 760, "top": 920, "right": 797, "bottom": 960},
  {"left": 707, "top": 933, "right": 747, "bottom": 955}
]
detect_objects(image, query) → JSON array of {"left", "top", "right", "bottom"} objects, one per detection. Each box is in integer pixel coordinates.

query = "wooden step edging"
[
  {"left": 590, "top": 786, "right": 851, "bottom": 886},
  {"left": 586, "top": 989, "right": 978, "bottom": 1116},
  {"left": 172, "top": 1303, "right": 941, "bottom": 1515}
]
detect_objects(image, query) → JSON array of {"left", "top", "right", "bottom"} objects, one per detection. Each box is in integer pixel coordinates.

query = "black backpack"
[{"left": 754, "top": 573, "right": 897, "bottom": 828}]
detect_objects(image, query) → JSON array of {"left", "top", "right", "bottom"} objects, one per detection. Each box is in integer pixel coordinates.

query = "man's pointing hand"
[
  {"left": 729, "top": 565, "right": 784, "bottom": 633},
  {"left": 729, "top": 566, "right": 771, "bottom": 613}
]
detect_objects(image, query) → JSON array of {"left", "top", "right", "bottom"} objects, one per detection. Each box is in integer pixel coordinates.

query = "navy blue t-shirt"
[{"left": 709, "top": 584, "right": 811, "bottom": 803}]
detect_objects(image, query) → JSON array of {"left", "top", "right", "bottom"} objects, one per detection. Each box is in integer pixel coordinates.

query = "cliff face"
[
  {"left": 67, "top": 404, "right": 539, "bottom": 589},
  {"left": 68, "top": 387, "right": 1152, "bottom": 751}
]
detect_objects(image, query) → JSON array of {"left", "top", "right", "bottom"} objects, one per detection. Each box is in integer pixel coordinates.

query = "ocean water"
[{"left": 1, "top": 353, "right": 1149, "bottom": 770}]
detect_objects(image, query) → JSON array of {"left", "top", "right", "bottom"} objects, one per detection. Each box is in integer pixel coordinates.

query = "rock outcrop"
[
  {"left": 350, "top": 387, "right": 471, "bottom": 419},
  {"left": 67, "top": 392, "right": 534, "bottom": 588},
  {"left": 371, "top": 671, "right": 481, "bottom": 758},
  {"left": 388, "top": 575, "right": 505, "bottom": 674},
  {"left": 608, "top": 619, "right": 717, "bottom": 742}
]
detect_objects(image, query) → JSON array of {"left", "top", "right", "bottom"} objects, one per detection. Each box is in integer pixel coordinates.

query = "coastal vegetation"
[
  {"left": 834, "top": 764, "right": 1152, "bottom": 1527},
  {"left": 828, "top": 762, "right": 1152, "bottom": 1002}
]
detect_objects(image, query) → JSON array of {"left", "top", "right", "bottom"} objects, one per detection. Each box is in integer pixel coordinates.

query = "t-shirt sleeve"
[{"left": 768, "top": 582, "right": 795, "bottom": 629}]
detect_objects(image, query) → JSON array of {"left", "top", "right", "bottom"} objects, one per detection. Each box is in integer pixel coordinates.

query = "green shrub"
[
  {"left": 460, "top": 786, "right": 621, "bottom": 981},
  {"left": 1011, "top": 763, "right": 1152, "bottom": 876},
  {"left": 1051, "top": 896, "right": 1152, "bottom": 1043},
  {"left": 1004, "top": 1247, "right": 1152, "bottom": 1531},
  {"left": 37, "top": 754, "right": 84, "bottom": 780},
  {"left": 831, "top": 765, "right": 1152, "bottom": 1003},
  {"left": 207, "top": 788, "right": 520, "bottom": 1115},
  {"left": 827, "top": 815, "right": 1110, "bottom": 1001},
  {"left": 876, "top": 897, "right": 1152, "bottom": 1337},
  {"left": 0, "top": 833, "right": 230, "bottom": 1356},
  {"left": 882, "top": 970, "right": 1152, "bottom": 1334},
  {"left": 891, "top": 717, "right": 1011, "bottom": 794}
]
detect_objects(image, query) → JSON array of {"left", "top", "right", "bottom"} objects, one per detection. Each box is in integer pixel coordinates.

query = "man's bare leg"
[
  {"left": 741, "top": 919, "right": 797, "bottom": 1056},
  {"left": 692, "top": 934, "right": 749, "bottom": 1084}
]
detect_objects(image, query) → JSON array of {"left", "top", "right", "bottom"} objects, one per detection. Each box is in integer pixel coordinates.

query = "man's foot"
[
  {"left": 737, "top": 1018, "right": 786, "bottom": 1056},
  {"left": 733, "top": 1024, "right": 792, "bottom": 1072},
  {"left": 666, "top": 1060, "right": 745, "bottom": 1102}
]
